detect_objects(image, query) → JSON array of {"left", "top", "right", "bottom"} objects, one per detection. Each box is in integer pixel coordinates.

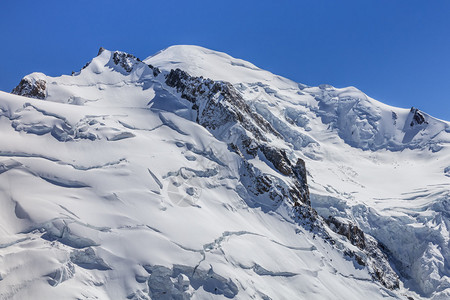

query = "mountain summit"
[{"left": 1, "top": 46, "right": 449, "bottom": 299}]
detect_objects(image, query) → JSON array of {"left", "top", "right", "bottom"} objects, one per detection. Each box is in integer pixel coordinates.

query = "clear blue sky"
[{"left": 1, "top": 0, "right": 449, "bottom": 121}]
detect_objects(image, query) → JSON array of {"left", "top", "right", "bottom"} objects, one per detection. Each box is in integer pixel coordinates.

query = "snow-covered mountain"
[{"left": 0, "top": 45, "right": 449, "bottom": 300}]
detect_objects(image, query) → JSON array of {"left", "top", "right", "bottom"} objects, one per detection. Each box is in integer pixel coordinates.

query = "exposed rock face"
[
  {"left": 259, "top": 145, "right": 310, "bottom": 205},
  {"left": 165, "top": 68, "right": 280, "bottom": 141},
  {"left": 97, "top": 46, "right": 106, "bottom": 56},
  {"left": 325, "top": 216, "right": 399, "bottom": 289},
  {"left": 165, "top": 68, "right": 310, "bottom": 211},
  {"left": 410, "top": 107, "right": 428, "bottom": 126},
  {"left": 111, "top": 50, "right": 160, "bottom": 76},
  {"left": 112, "top": 51, "right": 141, "bottom": 73},
  {"left": 147, "top": 63, "right": 161, "bottom": 77},
  {"left": 260, "top": 145, "right": 292, "bottom": 176},
  {"left": 326, "top": 216, "right": 366, "bottom": 249},
  {"left": 12, "top": 77, "right": 46, "bottom": 99}
]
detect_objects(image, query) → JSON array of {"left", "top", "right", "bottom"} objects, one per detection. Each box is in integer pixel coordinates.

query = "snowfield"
[{"left": 0, "top": 45, "right": 449, "bottom": 299}]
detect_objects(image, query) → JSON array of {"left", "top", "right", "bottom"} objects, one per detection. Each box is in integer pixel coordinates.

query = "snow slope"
[
  {"left": 148, "top": 46, "right": 450, "bottom": 298},
  {"left": 0, "top": 45, "right": 448, "bottom": 299}
]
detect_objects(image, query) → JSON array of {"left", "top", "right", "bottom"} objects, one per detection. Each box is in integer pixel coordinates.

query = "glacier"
[{"left": 0, "top": 45, "right": 448, "bottom": 299}]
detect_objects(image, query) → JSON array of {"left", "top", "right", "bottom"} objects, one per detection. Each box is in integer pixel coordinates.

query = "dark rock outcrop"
[
  {"left": 410, "top": 107, "right": 428, "bottom": 126},
  {"left": 326, "top": 216, "right": 366, "bottom": 249},
  {"left": 260, "top": 145, "right": 292, "bottom": 176},
  {"left": 97, "top": 47, "right": 106, "bottom": 56},
  {"left": 112, "top": 51, "right": 140, "bottom": 73},
  {"left": 110, "top": 50, "right": 160, "bottom": 76},
  {"left": 147, "top": 63, "right": 161, "bottom": 77},
  {"left": 325, "top": 216, "right": 399, "bottom": 289},
  {"left": 12, "top": 78, "right": 46, "bottom": 99}
]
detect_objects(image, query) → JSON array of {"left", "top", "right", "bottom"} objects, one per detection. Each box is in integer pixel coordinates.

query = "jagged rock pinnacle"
[{"left": 98, "top": 47, "right": 106, "bottom": 56}]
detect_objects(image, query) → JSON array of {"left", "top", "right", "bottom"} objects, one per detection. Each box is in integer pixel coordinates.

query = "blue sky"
[{"left": 1, "top": 0, "right": 449, "bottom": 121}]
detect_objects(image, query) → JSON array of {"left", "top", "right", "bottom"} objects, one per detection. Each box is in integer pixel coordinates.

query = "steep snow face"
[
  {"left": 1, "top": 45, "right": 449, "bottom": 300},
  {"left": 306, "top": 85, "right": 449, "bottom": 152}
]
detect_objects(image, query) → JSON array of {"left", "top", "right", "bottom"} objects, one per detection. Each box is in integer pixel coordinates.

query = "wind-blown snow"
[{"left": 1, "top": 45, "right": 449, "bottom": 299}]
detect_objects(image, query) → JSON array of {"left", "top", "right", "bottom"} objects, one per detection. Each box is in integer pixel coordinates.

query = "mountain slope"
[
  {"left": 148, "top": 46, "right": 450, "bottom": 298},
  {"left": 0, "top": 46, "right": 448, "bottom": 299}
]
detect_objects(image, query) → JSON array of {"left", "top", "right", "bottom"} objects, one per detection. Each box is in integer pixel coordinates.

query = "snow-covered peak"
[
  {"left": 145, "top": 45, "right": 450, "bottom": 153},
  {"left": 12, "top": 48, "right": 162, "bottom": 107},
  {"left": 11, "top": 72, "right": 48, "bottom": 99},
  {"left": 76, "top": 47, "right": 159, "bottom": 80},
  {"left": 145, "top": 45, "right": 298, "bottom": 89}
]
